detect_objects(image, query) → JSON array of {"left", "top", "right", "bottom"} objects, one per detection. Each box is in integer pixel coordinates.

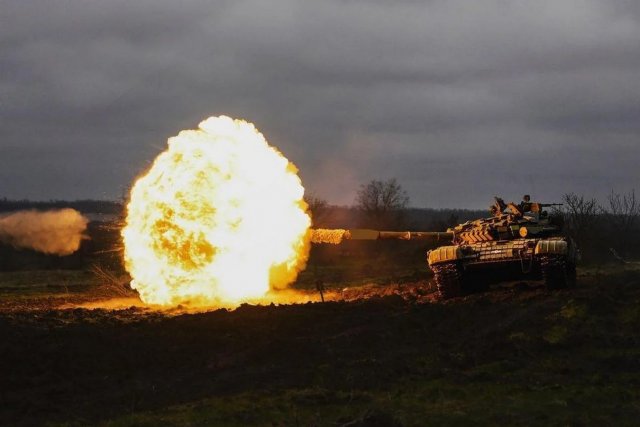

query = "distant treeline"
[
  {"left": 1, "top": 192, "right": 638, "bottom": 272},
  {"left": 0, "top": 199, "right": 123, "bottom": 214},
  {"left": 0, "top": 201, "right": 487, "bottom": 271},
  {"left": 312, "top": 191, "right": 640, "bottom": 265},
  {"left": 0, "top": 197, "right": 486, "bottom": 229},
  {"left": 556, "top": 191, "right": 640, "bottom": 262},
  {"left": 312, "top": 205, "right": 487, "bottom": 231}
]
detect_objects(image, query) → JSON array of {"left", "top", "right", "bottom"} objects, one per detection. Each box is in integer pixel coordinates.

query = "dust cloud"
[{"left": 0, "top": 209, "right": 88, "bottom": 255}]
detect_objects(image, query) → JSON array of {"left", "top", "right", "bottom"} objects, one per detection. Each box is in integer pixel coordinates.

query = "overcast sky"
[{"left": 1, "top": 0, "right": 639, "bottom": 208}]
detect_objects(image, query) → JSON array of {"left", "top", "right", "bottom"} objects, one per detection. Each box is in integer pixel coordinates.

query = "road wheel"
[
  {"left": 541, "top": 256, "right": 574, "bottom": 290},
  {"left": 432, "top": 262, "right": 463, "bottom": 299}
]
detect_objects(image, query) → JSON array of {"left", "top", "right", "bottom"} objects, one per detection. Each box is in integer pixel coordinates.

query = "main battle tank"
[{"left": 327, "top": 196, "right": 579, "bottom": 299}]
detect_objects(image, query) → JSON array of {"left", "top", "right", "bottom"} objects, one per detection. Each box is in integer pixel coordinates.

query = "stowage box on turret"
[{"left": 331, "top": 196, "right": 579, "bottom": 299}]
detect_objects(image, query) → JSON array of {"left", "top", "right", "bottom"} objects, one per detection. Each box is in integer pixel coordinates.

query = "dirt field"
[{"left": 1, "top": 265, "right": 640, "bottom": 426}]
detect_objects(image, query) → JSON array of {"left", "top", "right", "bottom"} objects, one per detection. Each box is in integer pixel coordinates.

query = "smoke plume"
[{"left": 0, "top": 209, "right": 89, "bottom": 255}]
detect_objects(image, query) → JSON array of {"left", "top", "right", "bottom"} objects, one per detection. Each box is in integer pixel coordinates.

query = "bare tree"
[
  {"left": 355, "top": 178, "right": 410, "bottom": 229},
  {"left": 560, "top": 193, "right": 602, "bottom": 258},
  {"left": 304, "top": 193, "right": 330, "bottom": 227},
  {"left": 606, "top": 189, "right": 639, "bottom": 255},
  {"left": 562, "top": 193, "right": 600, "bottom": 235},
  {"left": 607, "top": 190, "right": 639, "bottom": 230}
]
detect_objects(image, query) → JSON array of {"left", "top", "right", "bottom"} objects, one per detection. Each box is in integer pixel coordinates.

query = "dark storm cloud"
[{"left": 1, "top": 0, "right": 639, "bottom": 207}]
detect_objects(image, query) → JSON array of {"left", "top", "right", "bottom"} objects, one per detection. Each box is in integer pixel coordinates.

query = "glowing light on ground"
[{"left": 122, "top": 116, "right": 311, "bottom": 307}]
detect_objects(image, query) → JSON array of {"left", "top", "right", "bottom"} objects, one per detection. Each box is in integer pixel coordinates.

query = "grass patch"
[
  {"left": 99, "top": 377, "right": 640, "bottom": 427},
  {"left": 0, "top": 270, "right": 95, "bottom": 298}
]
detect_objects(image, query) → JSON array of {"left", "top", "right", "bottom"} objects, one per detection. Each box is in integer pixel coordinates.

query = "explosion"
[{"left": 122, "top": 116, "right": 311, "bottom": 307}]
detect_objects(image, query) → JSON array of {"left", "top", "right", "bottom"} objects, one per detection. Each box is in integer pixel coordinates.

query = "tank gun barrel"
[
  {"left": 345, "top": 229, "right": 453, "bottom": 242},
  {"left": 309, "top": 229, "right": 453, "bottom": 244}
]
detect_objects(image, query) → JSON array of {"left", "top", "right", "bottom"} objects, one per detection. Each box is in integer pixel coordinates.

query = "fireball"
[{"left": 122, "top": 116, "right": 311, "bottom": 307}]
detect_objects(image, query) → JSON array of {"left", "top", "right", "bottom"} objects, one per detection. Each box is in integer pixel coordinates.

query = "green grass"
[
  {"left": 97, "top": 375, "right": 640, "bottom": 427},
  {"left": 5, "top": 262, "right": 640, "bottom": 426},
  {"left": 0, "top": 270, "right": 96, "bottom": 299},
  {"left": 294, "top": 258, "right": 432, "bottom": 291},
  {"left": 94, "top": 264, "right": 640, "bottom": 426}
]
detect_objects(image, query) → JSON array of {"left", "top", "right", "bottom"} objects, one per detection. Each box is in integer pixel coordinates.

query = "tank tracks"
[
  {"left": 540, "top": 255, "right": 577, "bottom": 290},
  {"left": 433, "top": 256, "right": 576, "bottom": 299},
  {"left": 431, "top": 262, "right": 463, "bottom": 299}
]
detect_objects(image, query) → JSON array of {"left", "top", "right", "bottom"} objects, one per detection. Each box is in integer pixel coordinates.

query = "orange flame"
[
  {"left": 310, "top": 228, "right": 347, "bottom": 244},
  {"left": 122, "top": 116, "right": 311, "bottom": 307}
]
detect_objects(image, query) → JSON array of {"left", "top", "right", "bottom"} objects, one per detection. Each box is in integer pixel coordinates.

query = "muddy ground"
[{"left": 1, "top": 266, "right": 640, "bottom": 426}]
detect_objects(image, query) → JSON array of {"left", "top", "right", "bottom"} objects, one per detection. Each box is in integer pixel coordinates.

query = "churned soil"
[{"left": 1, "top": 266, "right": 640, "bottom": 426}]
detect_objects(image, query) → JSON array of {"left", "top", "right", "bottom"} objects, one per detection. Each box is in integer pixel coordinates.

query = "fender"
[{"left": 428, "top": 246, "right": 462, "bottom": 265}]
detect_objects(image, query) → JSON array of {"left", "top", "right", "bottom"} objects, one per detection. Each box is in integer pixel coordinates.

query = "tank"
[{"left": 322, "top": 196, "right": 579, "bottom": 299}]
